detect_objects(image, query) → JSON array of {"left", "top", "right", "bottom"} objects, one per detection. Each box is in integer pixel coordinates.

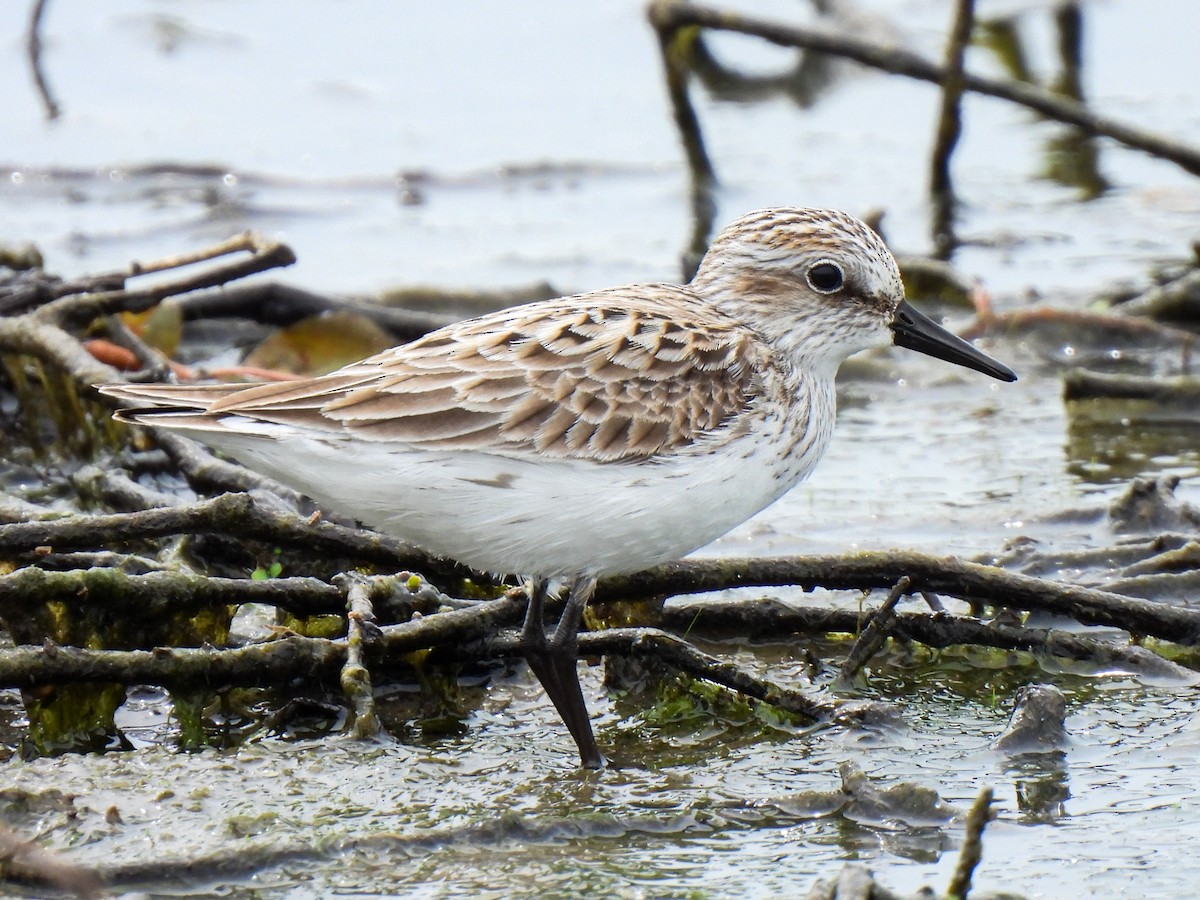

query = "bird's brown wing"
[{"left": 102, "top": 284, "right": 765, "bottom": 463}]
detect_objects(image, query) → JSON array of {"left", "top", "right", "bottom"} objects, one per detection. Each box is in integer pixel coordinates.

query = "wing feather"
[{"left": 101, "top": 284, "right": 765, "bottom": 463}]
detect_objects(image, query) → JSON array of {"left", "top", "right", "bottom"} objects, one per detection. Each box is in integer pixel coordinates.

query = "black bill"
[{"left": 890, "top": 300, "right": 1017, "bottom": 382}]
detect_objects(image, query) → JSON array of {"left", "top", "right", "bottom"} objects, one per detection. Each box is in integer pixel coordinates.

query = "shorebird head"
[{"left": 692, "top": 207, "right": 1016, "bottom": 382}]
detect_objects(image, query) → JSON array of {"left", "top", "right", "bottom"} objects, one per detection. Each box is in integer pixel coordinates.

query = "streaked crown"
[{"left": 690, "top": 207, "right": 906, "bottom": 370}]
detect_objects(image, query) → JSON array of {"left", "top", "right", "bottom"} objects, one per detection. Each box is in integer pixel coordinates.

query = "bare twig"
[
  {"left": 146, "top": 432, "right": 313, "bottom": 508},
  {"left": 70, "top": 463, "right": 182, "bottom": 511},
  {"left": 4, "top": 498, "right": 1199, "bottom": 662},
  {"left": 0, "top": 494, "right": 393, "bottom": 564},
  {"left": 173, "top": 282, "right": 457, "bottom": 343},
  {"left": 29, "top": 551, "right": 167, "bottom": 574},
  {"left": 25, "top": 0, "right": 61, "bottom": 121},
  {"left": 0, "top": 491, "right": 62, "bottom": 524},
  {"left": 32, "top": 233, "right": 296, "bottom": 330},
  {"left": 0, "top": 316, "right": 118, "bottom": 385},
  {"left": 838, "top": 576, "right": 910, "bottom": 682},
  {"left": 338, "top": 573, "right": 385, "bottom": 738},
  {"left": 0, "top": 590, "right": 527, "bottom": 690},
  {"left": 665, "top": 595, "right": 1196, "bottom": 681},
  {"left": 646, "top": 0, "right": 1200, "bottom": 178},
  {"left": 614, "top": 552, "right": 1200, "bottom": 644},
  {"left": 447, "top": 626, "right": 837, "bottom": 721},
  {"left": 0, "top": 598, "right": 843, "bottom": 730},
  {"left": 0, "top": 493, "right": 449, "bottom": 576},
  {"left": 946, "top": 786, "right": 994, "bottom": 898},
  {"left": 0, "top": 567, "right": 345, "bottom": 621},
  {"left": 929, "top": 0, "right": 974, "bottom": 257}
]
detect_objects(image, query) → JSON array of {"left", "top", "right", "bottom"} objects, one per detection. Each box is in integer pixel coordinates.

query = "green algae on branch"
[
  {"left": 0, "top": 566, "right": 344, "bottom": 620},
  {"left": 0, "top": 586, "right": 528, "bottom": 691},
  {"left": 662, "top": 595, "right": 1195, "bottom": 684},
  {"left": 2, "top": 566, "right": 237, "bottom": 757}
]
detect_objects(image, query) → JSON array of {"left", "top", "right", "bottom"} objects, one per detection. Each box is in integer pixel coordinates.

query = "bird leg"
[{"left": 520, "top": 575, "right": 604, "bottom": 769}]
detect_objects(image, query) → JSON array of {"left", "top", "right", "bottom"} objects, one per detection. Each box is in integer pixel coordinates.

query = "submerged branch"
[{"left": 0, "top": 821, "right": 101, "bottom": 900}]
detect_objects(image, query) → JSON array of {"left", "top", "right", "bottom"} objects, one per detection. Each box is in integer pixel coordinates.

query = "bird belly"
[{"left": 191, "top": 415, "right": 828, "bottom": 578}]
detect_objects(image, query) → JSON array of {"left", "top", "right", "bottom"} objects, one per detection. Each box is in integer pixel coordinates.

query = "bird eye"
[{"left": 806, "top": 260, "right": 844, "bottom": 294}]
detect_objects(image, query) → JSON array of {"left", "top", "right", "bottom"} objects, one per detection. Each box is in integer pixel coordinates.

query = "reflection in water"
[
  {"left": 652, "top": 3, "right": 856, "bottom": 279},
  {"left": 1065, "top": 398, "right": 1200, "bottom": 485},
  {"left": 1042, "top": 4, "right": 1110, "bottom": 198},
  {"left": 978, "top": 4, "right": 1110, "bottom": 199},
  {"left": 686, "top": 34, "right": 838, "bottom": 110},
  {"left": 653, "top": 21, "right": 717, "bottom": 280},
  {"left": 660, "top": 0, "right": 1124, "bottom": 277},
  {"left": 929, "top": 0, "right": 975, "bottom": 260},
  {"left": 975, "top": 17, "right": 1033, "bottom": 84},
  {"left": 1006, "top": 752, "right": 1071, "bottom": 822}
]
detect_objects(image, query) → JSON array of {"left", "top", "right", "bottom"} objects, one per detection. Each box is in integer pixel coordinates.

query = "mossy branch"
[
  {"left": 604, "top": 552, "right": 1200, "bottom": 645},
  {"left": 0, "top": 492, "right": 454, "bottom": 578}
]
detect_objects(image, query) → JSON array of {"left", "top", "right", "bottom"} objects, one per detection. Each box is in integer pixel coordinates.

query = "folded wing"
[{"left": 101, "top": 284, "right": 764, "bottom": 463}]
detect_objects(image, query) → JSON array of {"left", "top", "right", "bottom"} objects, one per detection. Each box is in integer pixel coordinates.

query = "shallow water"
[{"left": 3, "top": 1, "right": 1200, "bottom": 897}]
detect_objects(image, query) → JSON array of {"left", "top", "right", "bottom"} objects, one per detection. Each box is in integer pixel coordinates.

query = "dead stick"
[
  {"left": 647, "top": 0, "right": 1200, "bottom": 178},
  {"left": 338, "top": 573, "right": 384, "bottom": 738},
  {"left": 0, "top": 317, "right": 117, "bottom": 385},
  {"left": 456, "top": 628, "right": 837, "bottom": 721},
  {"left": 665, "top": 596, "right": 1194, "bottom": 680},
  {"left": 946, "top": 786, "right": 994, "bottom": 898},
  {"left": 607, "top": 553, "right": 1200, "bottom": 645},
  {"left": 929, "top": 0, "right": 974, "bottom": 256},
  {"left": 33, "top": 232, "right": 296, "bottom": 330},
  {"left": 839, "top": 576, "right": 910, "bottom": 682},
  {"left": 0, "top": 592, "right": 526, "bottom": 689},
  {"left": 0, "top": 567, "right": 345, "bottom": 619},
  {"left": 0, "top": 492, "right": 447, "bottom": 575}
]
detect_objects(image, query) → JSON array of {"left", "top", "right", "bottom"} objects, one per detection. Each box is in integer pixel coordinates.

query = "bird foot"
[
  {"left": 521, "top": 578, "right": 605, "bottom": 769},
  {"left": 522, "top": 637, "right": 606, "bottom": 770}
]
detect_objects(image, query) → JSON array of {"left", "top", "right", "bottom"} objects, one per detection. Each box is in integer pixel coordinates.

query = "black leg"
[
  {"left": 520, "top": 576, "right": 605, "bottom": 769},
  {"left": 521, "top": 577, "right": 551, "bottom": 647}
]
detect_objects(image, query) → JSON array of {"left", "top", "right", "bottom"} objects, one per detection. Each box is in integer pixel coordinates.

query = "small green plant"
[{"left": 251, "top": 548, "right": 284, "bottom": 581}]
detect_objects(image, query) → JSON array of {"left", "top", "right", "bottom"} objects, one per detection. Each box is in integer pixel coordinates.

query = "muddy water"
[{"left": 3, "top": 1, "right": 1200, "bottom": 897}]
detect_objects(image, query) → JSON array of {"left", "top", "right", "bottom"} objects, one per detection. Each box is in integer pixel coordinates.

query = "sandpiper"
[{"left": 101, "top": 207, "right": 1016, "bottom": 768}]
